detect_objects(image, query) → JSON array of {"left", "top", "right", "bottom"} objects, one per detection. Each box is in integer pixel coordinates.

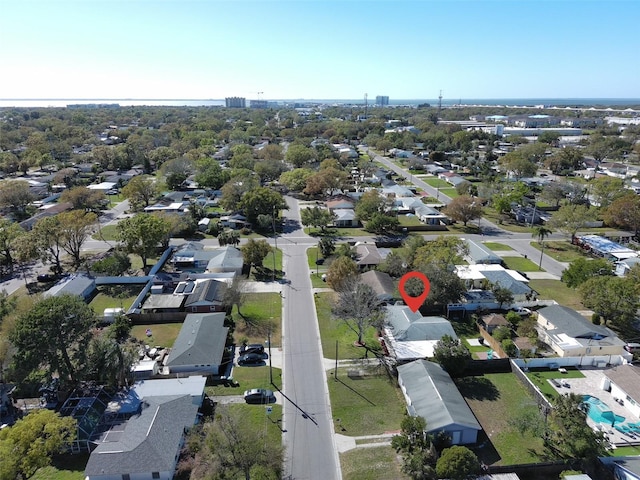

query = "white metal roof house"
[
  {"left": 536, "top": 305, "right": 626, "bottom": 358},
  {"left": 384, "top": 305, "right": 458, "bottom": 361},
  {"left": 84, "top": 376, "right": 206, "bottom": 480},
  {"left": 397, "top": 360, "right": 482, "bottom": 445}
]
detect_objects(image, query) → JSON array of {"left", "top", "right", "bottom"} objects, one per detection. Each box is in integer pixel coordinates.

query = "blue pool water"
[{"left": 582, "top": 395, "right": 625, "bottom": 425}]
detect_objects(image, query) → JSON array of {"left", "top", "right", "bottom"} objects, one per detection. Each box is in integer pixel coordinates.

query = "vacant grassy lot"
[
  {"left": 502, "top": 256, "right": 544, "bottom": 272},
  {"left": 526, "top": 367, "right": 585, "bottom": 400},
  {"left": 341, "top": 446, "right": 409, "bottom": 480},
  {"left": 131, "top": 322, "right": 183, "bottom": 348},
  {"left": 483, "top": 242, "right": 513, "bottom": 251},
  {"left": 423, "top": 177, "right": 450, "bottom": 188},
  {"left": 206, "top": 366, "right": 282, "bottom": 397},
  {"left": 328, "top": 368, "right": 406, "bottom": 437},
  {"left": 457, "top": 373, "right": 545, "bottom": 465},
  {"left": 315, "top": 293, "right": 379, "bottom": 360},
  {"left": 32, "top": 454, "right": 89, "bottom": 480},
  {"left": 232, "top": 292, "right": 282, "bottom": 347},
  {"left": 529, "top": 241, "right": 586, "bottom": 263},
  {"left": 528, "top": 279, "right": 584, "bottom": 310}
]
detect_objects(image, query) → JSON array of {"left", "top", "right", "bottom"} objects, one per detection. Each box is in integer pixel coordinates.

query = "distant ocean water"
[{"left": 1, "top": 98, "right": 639, "bottom": 108}]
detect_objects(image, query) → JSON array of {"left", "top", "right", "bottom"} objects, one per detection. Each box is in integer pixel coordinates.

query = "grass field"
[
  {"left": 206, "top": 365, "right": 282, "bottom": 397},
  {"left": 483, "top": 242, "right": 513, "bottom": 251},
  {"left": 32, "top": 454, "right": 89, "bottom": 480},
  {"left": 423, "top": 178, "right": 450, "bottom": 188},
  {"left": 315, "top": 292, "right": 379, "bottom": 360},
  {"left": 341, "top": 446, "right": 409, "bottom": 480},
  {"left": 502, "top": 256, "right": 545, "bottom": 272},
  {"left": 131, "top": 322, "right": 183, "bottom": 348},
  {"left": 310, "top": 273, "right": 327, "bottom": 288},
  {"left": 328, "top": 368, "right": 406, "bottom": 437},
  {"left": 89, "top": 292, "right": 138, "bottom": 314},
  {"left": 529, "top": 241, "right": 587, "bottom": 263},
  {"left": 93, "top": 224, "right": 118, "bottom": 241},
  {"left": 525, "top": 368, "right": 585, "bottom": 400},
  {"left": 232, "top": 293, "right": 282, "bottom": 347},
  {"left": 457, "top": 373, "right": 545, "bottom": 465},
  {"left": 528, "top": 279, "right": 584, "bottom": 310}
]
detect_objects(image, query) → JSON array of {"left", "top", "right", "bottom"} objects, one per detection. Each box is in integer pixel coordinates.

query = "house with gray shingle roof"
[
  {"left": 397, "top": 360, "right": 481, "bottom": 444},
  {"left": 166, "top": 312, "right": 229, "bottom": 375},
  {"left": 84, "top": 376, "right": 206, "bottom": 480},
  {"left": 359, "top": 270, "right": 395, "bottom": 303},
  {"left": 605, "top": 365, "right": 640, "bottom": 420},
  {"left": 465, "top": 240, "right": 503, "bottom": 265},
  {"left": 333, "top": 208, "right": 358, "bottom": 227},
  {"left": 536, "top": 305, "right": 626, "bottom": 357},
  {"left": 354, "top": 242, "right": 383, "bottom": 269},
  {"left": 184, "top": 279, "right": 227, "bottom": 313}
]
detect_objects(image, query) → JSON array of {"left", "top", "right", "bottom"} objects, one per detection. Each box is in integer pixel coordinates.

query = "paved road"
[{"left": 280, "top": 196, "right": 341, "bottom": 480}]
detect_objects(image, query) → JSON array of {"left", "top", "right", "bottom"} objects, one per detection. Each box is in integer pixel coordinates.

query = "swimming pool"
[{"left": 582, "top": 395, "right": 625, "bottom": 426}]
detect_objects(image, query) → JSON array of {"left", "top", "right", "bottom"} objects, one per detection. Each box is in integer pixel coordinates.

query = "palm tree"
[{"left": 532, "top": 226, "right": 552, "bottom": 270}]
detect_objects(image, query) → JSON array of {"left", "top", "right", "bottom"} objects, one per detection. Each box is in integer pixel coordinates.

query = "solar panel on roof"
[
  {"left": 175, "top": 283, "right": 186, "bottom": 294},
  {"left": 184, "top": 282, "right": 195, "bottom": 294}
]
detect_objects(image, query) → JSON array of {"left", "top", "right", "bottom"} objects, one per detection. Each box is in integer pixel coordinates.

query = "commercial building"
[
  {"left": 376, "top": 95, "right": 389, "bottom": 106},
  {"left": 225, "top": 97, "right": 246, "bottom": 108}
]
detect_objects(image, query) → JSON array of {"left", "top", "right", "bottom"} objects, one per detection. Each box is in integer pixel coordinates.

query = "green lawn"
[
  {"left": 525, "top": 368, "right": 585, "bottom": 400},
  {"left": 529, "top": 241, "right": 587, "bottom": 263},
  {"left": 457, "top": 373, "right": 545, "bottom": 465},
  {"left": 482, "top": 209, "right": 536, "bottom": 233},
  {"left": 229, "top": 403, "right": 283, "bottom": 445},
  {"left": 315, "top": 292, "right": 378, "bottom": 360},
  {"left": 89, "top": 292, "right": 138, "bottom": 315},
  {"left": 613, "top": 445, "right": 640, "bottom": 456},
  {"left": 440, "top": 187, "right": 459, "bottom": 198},
  {"left": 328, "top": 369, "right": 406, "bottom": 437},
  {"left": 483, "top": 242, "right": 514, "bottom": 251},
  {"left": 206, "top": 366, "right": 282, "bottom": 397},
  {"left": 32, "top": 454, "right": 89, "bottom": 480},
  {"left": 232, "top": 293, "right": 282, "bottom": 346},
  {"left": 397, "top": 214, "right": 424, "bottom": 227},
  {"left": 131, "top": 322, "right": 183, "bottom": 348},
  {"left": 502, "top": 256, "right": 545, "bottom": 272},
  {"left": 341, "top": 446, "right": 409, "bottom": 480},
  {"left": 423, "top": 177, "right": 450, "bottom": 188},
  {"left": 310, "top": 273, "right": 327, "bottom": 288},
  {"left": 93, "top": 224, "right": 118, "bottom": 241},
  {"left": 528, "top": 279, "right": 584, "bottom": 310}
]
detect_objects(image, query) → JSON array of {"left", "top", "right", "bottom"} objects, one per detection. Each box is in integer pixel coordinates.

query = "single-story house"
[
  {"left": 220, "top": 213, "right": 248, "bottom": 229},
  {"left": 605, "top": 365, "right": 640, "bottom": 419},
  {"left": 576, "top": 235, "right": 638, "bottom": 262},
  {"left": 536, "top": 305, "right": 627, "bottom": 357},
  {"left": 166, "top": 313, "right": 229, "bottom": 376},
  {"left": 359, "top": 270, "right": 395, "bottom": 303},
  {"left": 414, "top": 205, "right": 448, "bottom": 225},
  {"left": 333, "top": 209, "right": 358, "bottom": 227},
  {"left": 354, "top": 242, "right": 383, "bottom": 269},
  {"left": 44, "top": 274, "right": 96, "bottom": 301},
  {"left": 326, "top": 197, "right": 355, "bottom": 211},
  {"left": 397, "top": 360, "right": 482, "bottom": 445},
  {"left": 205, "top": 246, "right": 244, "bottom": 275},
  {"left": 184, "top": 279, "right": 227, "bottom": 313},
  {"left": 465, "top": 240, "right": 503, "bottom": 265},
  {"left": 513, "top": 336, "right": 537, "bottom": 357},
  {"left": 384, "top": 305, "right": 458, "bottom": 361},
  {"left": 455, "top": 264, "right": 533, "bottom": 301},
  {"left": 481, "top": 313, "right": 509, "bottom": 334},
  {"left": 84, "top": 376, "right": 206, "bottom": 480}
]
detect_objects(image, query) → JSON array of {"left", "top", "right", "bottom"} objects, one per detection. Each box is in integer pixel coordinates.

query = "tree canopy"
[
  {"left": 116, "top": 213, "right": 171, "bottom": 269},
  {"left": 0, "top": 408, "right": 77, "bottom": 480},
  {"left": 10, "top": 294, "right": 97, "bottom": 384},
  {"left": 443, "top": 195, "right": 482, "bottom": 227},
  {"left": 435, "top": 445, "right": 481, "bottom": 480},
  {"left": 433, "top": 335, "right": 471, "bottom": 377}
]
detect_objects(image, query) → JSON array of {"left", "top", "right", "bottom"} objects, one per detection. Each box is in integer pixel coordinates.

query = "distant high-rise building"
[
  {"left": 249, "top": 99, "right": 268, "bottom": 109},
  {"left": 376, "top": 96, "right": 389, "bottom": 106},
  {"left": 225, "top": 97, "right": 246, "bottom": 108}
]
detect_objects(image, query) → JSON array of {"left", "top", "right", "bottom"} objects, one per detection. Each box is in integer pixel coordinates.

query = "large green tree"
[
  {"left": 121, "top": 176, "right": 159, "bottom": 212},
  {"left": 544, "top": 393, "right": 607, "bottom": 461},
  {"left": 435, "top": 445, "right": 481, "bottom": 480},
  {"left": 0, "top": 409, "right": 77, "bottom": 480},
  {"left": 116, "top": 213, "right": 171, "bottom": 270},
  {"left": 194, "top": 159, "right": 230, "bottom": 190},
  {"left": 547, "top": 204, "right": 594, "bottom": 241},
  {"left": 300, "top": 206, "right": 335, "bottom": 232},
  {"left": 57, "top": 210, "right": 97, "bottom": 268},
  {"left": 285, "top": 143, "right": 316, "bottom": 167},
  {"left": 325, "top": 256, "right": 358, "bottom": 291},
  {"left": 279, "top": 168, "right": 314, "bottom": 192},
  {"left": 355, "top": 190, "right": 387, "bottom": 221},
  {"left": 579, "top": 276, "right": 639, "bottom": 329},
  {"left": 59, "top": 186, "right": 106, "bottom": 212},
  {"left": 0, "top": 219, "right": 27, "bottom": 273},
  {"left": 0, "top": 180, "right": 35, "bottom": 220},
  {"left": 10, "top": 294, "right": 97, "bottom": 384},
  {"left": 240, "top": 186, "right": 288, "bottom": 225},
  {"left": 433, "top": 335, "right": 471, "bottom": 378},
  {"left": 590, "top": 176, "right": 626, "bottom": 208},
  {"left": 31, "top": 216, "right": 65, "bottom": 274},
  {"left": 190, "top": 405, "right": 284, "bottom": 480},
  {"left": 240, "top": 238, "right": 272, "bottom": 274},
  {"left": 561, "top": 257, "right": 612, "bottom": 288},
  {"left": 443, "top": 195, "right": 483, "bottom": 227},
  {"left": 391, "top": 415, "right": 438, "bottom": 480},
  {"left": 605, "top": 192, "right": 640, "bottom": 237}
]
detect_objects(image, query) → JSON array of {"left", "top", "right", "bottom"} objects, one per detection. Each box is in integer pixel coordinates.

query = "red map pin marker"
[{"left": 398, "top": 271, "right": 431, "bottom": 313}]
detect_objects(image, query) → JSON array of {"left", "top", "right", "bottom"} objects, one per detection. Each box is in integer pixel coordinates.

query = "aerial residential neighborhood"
[{"left": 0, "top": 98, "right": 639, "bottom": 480}]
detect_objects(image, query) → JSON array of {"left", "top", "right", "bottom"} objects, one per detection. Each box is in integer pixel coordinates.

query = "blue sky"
[{"left": 1, "top": 0, "right": 638, "bottom": 100}]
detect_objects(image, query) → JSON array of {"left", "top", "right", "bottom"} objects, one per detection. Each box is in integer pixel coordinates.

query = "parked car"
[
  {"left": 512, "top": 307, "right": 532, "bottom": 316},
  {"left": 37, "top": 274, "right": 58, "bottom": 283},
  {"left": 243, "top": 388, "right": 276, "bottom": 404},
  {"left": 240, "top": 343, "right": 265, "bottom": 355},
  {"left": 238, "top": 353, "right": 266, "bottom": 365}
]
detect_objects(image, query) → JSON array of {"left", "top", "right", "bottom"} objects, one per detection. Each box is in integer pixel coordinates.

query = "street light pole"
[{"left": 272, "top": 207, "right": 278, "bottom": 282}]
